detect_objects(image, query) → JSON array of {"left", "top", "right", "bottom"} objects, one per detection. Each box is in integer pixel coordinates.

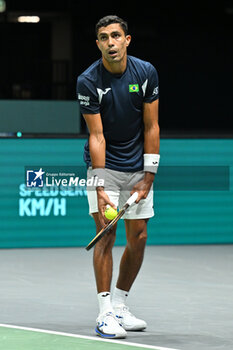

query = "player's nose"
[{"left": 108, "top": 37, "right": 114, "bottom": 47}]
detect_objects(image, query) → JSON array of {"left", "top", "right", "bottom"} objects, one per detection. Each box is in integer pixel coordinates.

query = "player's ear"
[
  {"left": 96, "top": 39, "right": 100, "bottom": 50},
  {"left": 125, "top": 35, "right": 131, "bottom": 47}
]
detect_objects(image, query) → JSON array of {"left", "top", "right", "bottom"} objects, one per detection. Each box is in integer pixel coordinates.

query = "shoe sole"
[
  {"left": 95, "top": 326, "right": 127, "bottom": 339},
  {"left": 124, "top": 325, "right": 147, "bottom": 331}
]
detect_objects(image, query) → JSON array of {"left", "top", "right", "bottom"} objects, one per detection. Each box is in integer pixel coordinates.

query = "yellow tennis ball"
[{"left": 105, "top": 206, "right": 117, "bottom": 220}]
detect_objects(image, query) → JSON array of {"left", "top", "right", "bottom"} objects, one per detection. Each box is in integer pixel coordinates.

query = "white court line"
[{"left": 0, "top": 323, "right": 180, "bottom": 350}]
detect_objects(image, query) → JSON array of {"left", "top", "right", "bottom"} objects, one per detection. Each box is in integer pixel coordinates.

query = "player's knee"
[
  {"left": 128, "top": 229, "right": 147, "bottom": 250},
  {"left": 137, "top": 229, "right": 147, "bottom": 246},
  {"left": 95, "top": 228, "right": 116, "bottom": 252}
]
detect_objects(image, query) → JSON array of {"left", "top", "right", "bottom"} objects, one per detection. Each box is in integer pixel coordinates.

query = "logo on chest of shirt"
[
  {"left": 129, "top": 84, "right": 139, "bottom": 93},
  {"left": 97, "top": 88, "right": 111, "bottom": 103}
]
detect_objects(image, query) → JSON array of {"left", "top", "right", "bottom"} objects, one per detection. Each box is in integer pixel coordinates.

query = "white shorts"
[{"left": 86, "top": 168, "right": 154, "bottom": 220}]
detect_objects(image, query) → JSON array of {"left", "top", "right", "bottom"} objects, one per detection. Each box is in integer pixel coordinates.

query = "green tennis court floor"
[{"left": 0, "top": 325, "right": 177, "bottom": 350}]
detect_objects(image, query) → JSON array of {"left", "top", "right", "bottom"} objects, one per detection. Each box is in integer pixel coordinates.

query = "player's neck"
[{"left": 102, "top": 54, "right": 127, "bottom": 75}]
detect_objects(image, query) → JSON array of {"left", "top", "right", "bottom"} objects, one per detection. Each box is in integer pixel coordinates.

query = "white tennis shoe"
[
  {"left": 95, "top": 311, "right": 127, "bottom": 338},
  {"left": 114, "top": 305, "right": 147, "bottom": 331}
]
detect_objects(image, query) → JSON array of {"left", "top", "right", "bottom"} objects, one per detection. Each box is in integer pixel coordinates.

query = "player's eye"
[{"left": 99, "top": 35, "right": 107, "bottom": 41}]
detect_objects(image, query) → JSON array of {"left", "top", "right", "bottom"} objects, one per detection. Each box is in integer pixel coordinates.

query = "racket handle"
[{"left": 126, "top": 192, "right": 138, "bottom": 206}]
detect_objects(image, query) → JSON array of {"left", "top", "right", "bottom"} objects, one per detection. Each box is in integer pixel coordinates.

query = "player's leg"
[
  {"left": 92, "top": 213, "right": 126, "bottom": 338},
  {"left": 92, "top": 212, "right": 117, "bottom": 293},
  {"left": 112, "top": 219, "right": 148, "bottom": 331},
  {"left": 87, "top": 168, "right": 119, "bottom": 294},
  {"left": 112, "top": 176, "right": 154, "bottom": 331},
  {"left": 116, "top": 218, "right": 148, "bottom": 292},
  {"left": 87, "top": 168, "right": 126, "bottom": 338},
  {"left": 114, "top": 180, "right": 153, "bottom": 293}
]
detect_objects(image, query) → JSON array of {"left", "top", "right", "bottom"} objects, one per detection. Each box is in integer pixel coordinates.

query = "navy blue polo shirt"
[{"left": 76, "top": 55, "right": 159, "bottom": 172}]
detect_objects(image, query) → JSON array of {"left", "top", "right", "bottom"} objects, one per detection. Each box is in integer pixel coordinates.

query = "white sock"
[
  {"left": 112, "top": 287, "right": 129, "bottom": 307},
  {"left": 97, "top": 292, "right": 113, "bottom": 315}
]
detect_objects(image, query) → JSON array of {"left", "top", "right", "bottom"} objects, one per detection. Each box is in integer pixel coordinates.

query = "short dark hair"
[{"left": 95, "top": 15, "right": 128, "bottom": 37}]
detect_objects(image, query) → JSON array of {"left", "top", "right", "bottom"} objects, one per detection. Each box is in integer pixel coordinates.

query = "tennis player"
[{"left": 77, "top": 15, "right": 160, "bottom": 338}]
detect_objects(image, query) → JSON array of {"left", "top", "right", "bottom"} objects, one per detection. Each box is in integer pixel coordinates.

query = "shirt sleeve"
[
  {"left": 76, "top": 75, "right": 100, "bottom": 114},
  {"left": 143, "top": 63, "right": 159, "bottom": 103}
]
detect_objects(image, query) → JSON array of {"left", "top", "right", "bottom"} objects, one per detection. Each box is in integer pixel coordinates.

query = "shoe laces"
[
  {"left": 102, "top": 311, "right": 120, "bottom": 324},
  {"left": 116, "top": 305, "right": 135, "bottom": 318}
]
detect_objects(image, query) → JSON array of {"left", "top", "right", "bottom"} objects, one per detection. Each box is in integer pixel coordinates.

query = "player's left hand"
[{"left": 131, "top": 172, "right": 155, "bottom": 203}]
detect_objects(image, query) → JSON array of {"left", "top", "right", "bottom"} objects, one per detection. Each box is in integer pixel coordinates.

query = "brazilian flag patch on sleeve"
[{"left": 129, "top": 84, "right": 139, "bottom": 92}]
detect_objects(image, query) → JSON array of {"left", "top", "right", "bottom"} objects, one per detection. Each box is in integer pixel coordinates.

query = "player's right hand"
[{"left": 96, "top": 188, "right": 117, "bottom": 227}]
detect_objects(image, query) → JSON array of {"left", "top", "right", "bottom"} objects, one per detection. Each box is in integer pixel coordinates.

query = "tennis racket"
[{"left": 85, "top": 192, "right": 138, "bottom": 251}]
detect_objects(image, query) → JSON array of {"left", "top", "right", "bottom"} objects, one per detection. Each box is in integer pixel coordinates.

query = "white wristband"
[{"left": 143, "top": 154, "right": 160, "bottom": 174}]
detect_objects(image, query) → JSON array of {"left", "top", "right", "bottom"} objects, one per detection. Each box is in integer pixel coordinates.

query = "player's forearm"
[
  {"left": 89, "top": 133, "right": 106, "bottom": 169},
  {"left": 144, "top": 123, "right": 160, "bottom": 154}
]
